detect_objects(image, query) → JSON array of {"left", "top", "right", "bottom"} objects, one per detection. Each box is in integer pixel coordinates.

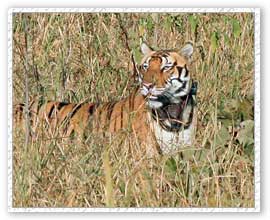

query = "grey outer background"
[{"left": 1, "top": 0, "right": 269, "bottom": 219}]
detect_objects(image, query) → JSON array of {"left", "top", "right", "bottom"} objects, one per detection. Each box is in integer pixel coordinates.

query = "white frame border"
[{"left": 7, "top": 7, "right": 260, "bottom": 213}]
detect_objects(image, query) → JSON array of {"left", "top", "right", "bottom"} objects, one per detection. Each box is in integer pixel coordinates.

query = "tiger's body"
[{"left": 14, "top": 43, "right": 197, "bottom": 156}]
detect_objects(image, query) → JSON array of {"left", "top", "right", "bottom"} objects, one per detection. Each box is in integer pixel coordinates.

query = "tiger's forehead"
[{"left": 141, "top": 51, "right": 187, "bottom": 66}]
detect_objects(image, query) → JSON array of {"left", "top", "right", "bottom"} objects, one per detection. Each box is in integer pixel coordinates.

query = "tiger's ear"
[
  {"left": 180, "top": 43, "right": 193, "bottom": 58},
  {"left": 141, "top": 42, "right": 153, "bottom": 55}
]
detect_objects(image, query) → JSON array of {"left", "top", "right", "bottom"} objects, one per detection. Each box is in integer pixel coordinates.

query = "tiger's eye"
[{"left": 142, "top": 62, "right": 149, "bottom": 70}]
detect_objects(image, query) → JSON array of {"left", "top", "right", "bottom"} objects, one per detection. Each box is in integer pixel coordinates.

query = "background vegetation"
[{"left": 12, "top": 12, "right": 254, "bottom": 208}]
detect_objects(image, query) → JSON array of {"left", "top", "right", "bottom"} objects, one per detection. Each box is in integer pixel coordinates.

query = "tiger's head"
[{"left": 137, "top": 42, "right": 194, "bottom": 109}]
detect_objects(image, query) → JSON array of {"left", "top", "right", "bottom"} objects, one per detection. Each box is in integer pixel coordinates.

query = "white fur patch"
[
  {"left": 148, "top": 108, "right": 197, "bottom": 154},
  {"left": 147, "top": 100, "right": 163, "bottom": 109}
]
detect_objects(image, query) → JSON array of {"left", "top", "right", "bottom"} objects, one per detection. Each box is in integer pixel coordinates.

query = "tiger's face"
[{"left": 138, "top": 43, "right": 194, "bottom": 109}]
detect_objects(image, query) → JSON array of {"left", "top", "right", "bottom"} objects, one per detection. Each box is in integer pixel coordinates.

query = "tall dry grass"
[{"left": 12, "top": 12, "right": 254, "bottom": 208}]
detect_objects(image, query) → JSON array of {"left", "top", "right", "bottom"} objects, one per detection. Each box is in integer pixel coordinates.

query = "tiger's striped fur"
[{"left": 14, "top": 43, "right": 197, "bottom": 155}]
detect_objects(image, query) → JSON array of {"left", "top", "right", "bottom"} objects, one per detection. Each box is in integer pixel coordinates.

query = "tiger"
[{"left": 13, "top": 42, "right": 198, "bottom": 156}]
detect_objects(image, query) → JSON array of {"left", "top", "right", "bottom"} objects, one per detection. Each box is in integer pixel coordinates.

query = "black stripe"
[
  {"left": 183, "top": 65, "right": 189, "bottom": 77},
  {"left": 47, "top": 102, "right": 69, "bottom": 119},
  {"left": 57, "top": 102, "right": 69, "bottom": 111},
  {"left": 161, "top": 53, "right": 169, "bottom": 58},
  {"left": 47, "top": 103, "right": 56, "bottom": 119},
  {"left": 88, "top": 104, "right": 96, "bottom": 115},
  {"left": 59, "top": 103, "right": 81, "bottom": 135},
  {"left": 61, "top": 103, "right": 83, "bottom": 133},
  {"left": 69, "top": 103, "right": 83, "bottom": 119},
  {"left": 162, "top": 54, "right": 168, "bottom": 62},
  {"left": 176, "top": 66, "right": 183, "bottom": 75},
  {"left": 176, "top": 65, "right": 189, "bottom": 79}
]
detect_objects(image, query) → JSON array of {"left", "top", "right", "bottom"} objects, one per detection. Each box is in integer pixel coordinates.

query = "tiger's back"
[{"left": 14, "top": 100, "right": 95, "bottom": 137}]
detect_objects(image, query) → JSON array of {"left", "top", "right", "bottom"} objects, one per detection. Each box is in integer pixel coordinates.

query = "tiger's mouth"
[{"left": 140, "top": 84, "right": 165, "bottom": 97}]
